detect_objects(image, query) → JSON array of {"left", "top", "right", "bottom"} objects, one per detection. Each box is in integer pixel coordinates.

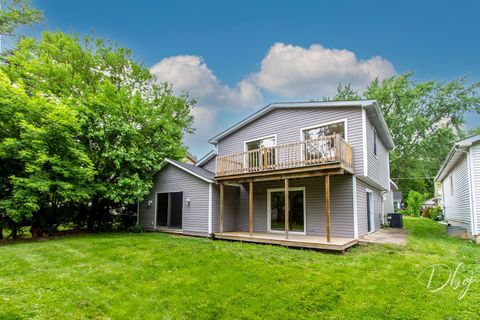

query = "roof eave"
[{"left": 208, "top": 100, "right": 378, "bottom": 144}]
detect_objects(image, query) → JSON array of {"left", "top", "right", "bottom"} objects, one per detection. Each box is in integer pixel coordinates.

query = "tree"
[
  {"left": 332, "top": 73, "right": 480, "bottom": 195},
  {"left": 1, "top": 32, "right": 194, "bottom": 232},
  {"left": 0, "top": 0, "right": 43, "bottom": 36},
  {"left": 405, "top": 191, "right": 428, "bottom": 216},
  {"left": 0, "top": 69, "right": 95, "bottom": 238}
]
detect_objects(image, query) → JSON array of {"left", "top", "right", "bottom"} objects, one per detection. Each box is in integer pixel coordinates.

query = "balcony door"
[
  {"left": 267, "top": 187, "right": 306, "bottom": 234},
  {"left": 301, "top": 120, "right": 346, "bottom": 161},
  {"left": 244, "top": 135, "right": 276, "bottom": 171}
]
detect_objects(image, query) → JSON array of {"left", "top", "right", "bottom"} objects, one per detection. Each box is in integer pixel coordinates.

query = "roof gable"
[
  {"left": 208, "top": 100, "right": 394, "bottom": 150},
  {"left": 165, "top": 159, "right": 214, "bottom": 183}
]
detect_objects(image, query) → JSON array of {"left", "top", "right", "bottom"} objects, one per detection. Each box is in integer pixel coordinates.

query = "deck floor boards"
[{"left": 214, "top": 231, "right": 358, "bottom": 251}]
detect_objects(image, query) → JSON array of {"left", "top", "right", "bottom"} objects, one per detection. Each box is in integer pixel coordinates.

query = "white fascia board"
[{"left": 165, "top": 159, "right": 214, "bottom": 183}]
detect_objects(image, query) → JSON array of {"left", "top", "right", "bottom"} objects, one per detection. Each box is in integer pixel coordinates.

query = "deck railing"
[{"left": 216, "top": 134, "right": 353, "bottom": 177}]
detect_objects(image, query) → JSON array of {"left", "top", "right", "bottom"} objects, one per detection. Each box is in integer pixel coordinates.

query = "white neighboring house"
[{"left": 435, "top": 135, "right": 480, "bottom": 243}]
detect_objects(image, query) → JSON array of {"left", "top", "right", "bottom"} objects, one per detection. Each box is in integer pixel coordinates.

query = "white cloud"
[
  {"left": 251, "top": 43, "right": 396, "bottom": 98},
  {"left": 150, "top": 44, "right": 396, "bottom": 156},
  {"left": 150, "top": 55, "right": 262, "bottom": 110}
]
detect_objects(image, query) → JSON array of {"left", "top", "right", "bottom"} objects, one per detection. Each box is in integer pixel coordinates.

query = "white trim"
[
  {"left": 372, "top": 127, "right": 378, "bottom": 158},
  {"left": 267, "top": 186, "right": 306, "bottom": 235},
  {"left": 165, "top": 159, "right": 213, "bottom": 183},
  {"left": 208, "top": 183, "right": 213, "bottom": 235},
  {"left": 154, "top": 193, "right": 157, "bottom": 229},
  {"left": 352, "top": 176, "right": 358, "bottom": 239},
  {"left": 467, "top": 150, "right": 478, "bottom": 235},
  {"left": 299, "top": 118, "right": 349, "bottom": 142},
  {"left": 196, "top": 150, "right": 217, "bottom": 167},
  {"left": 365, "top": 188, "right": 374, "bottom": 233},
  {"left": 362, "top": 108, "right": 368, "bottom": 176}
]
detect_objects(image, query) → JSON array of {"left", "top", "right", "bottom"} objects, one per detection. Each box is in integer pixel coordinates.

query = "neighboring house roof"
[
  {"left": 393, "top": 191, "right": 403, "bottom": 202},
  {"left": 184, "top": 152, "right": 198, "bottom": 164},
  {"left": 435, "top": 135, "right": 480, "bottom": 182},
  {"left": 196, "top": 150, "right": 217, "bottom": 167},
  {"left": 208, "top": 100, "right": 395, "bottom": 150},
  {"left": 165, "top": 159, "right": 214, "bottom": 183}
]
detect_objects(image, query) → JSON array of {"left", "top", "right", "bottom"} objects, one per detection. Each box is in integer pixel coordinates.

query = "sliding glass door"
[
  {"left": 268, "top": 188, "right": 305, "bottom": 233},
  {"left": 157, "top": 192, "right": 183, "bottom": 229}
]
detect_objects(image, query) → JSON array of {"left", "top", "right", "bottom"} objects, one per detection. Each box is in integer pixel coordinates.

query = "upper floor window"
[
  {"left": 373, "top": 128, "right": 377, "bottom": 156},
  {"left": 244, "top": 135, "right": 276, "bottom": 170},
  {"left": 302, "top": 121, "right": 345, "bottom": 141},
  {"left": 301, "top": 120, "right": 346, "bottom": 161}
]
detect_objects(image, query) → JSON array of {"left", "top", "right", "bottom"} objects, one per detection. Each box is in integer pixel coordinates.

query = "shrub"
[
  {"left": 423, "top": 206, "right": 443, "bottom": 220},
  {"left": 405, "top": 191, "right": 428, "bottom": 216}
]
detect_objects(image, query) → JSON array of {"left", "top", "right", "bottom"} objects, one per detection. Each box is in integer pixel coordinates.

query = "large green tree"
[
  {"left": 0, "top": 70, "right": 94, "bottom": 226},
  {"left": 332, "top": 75, "right": 480, "bottom": 195},
  {"left": 1, "top": 32, "right": 194, "bottom": 232}
]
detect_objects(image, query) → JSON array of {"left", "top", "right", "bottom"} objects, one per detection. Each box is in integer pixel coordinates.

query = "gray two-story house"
[{"left": 138, "top": 100, "right": 394, "bottom": 251}]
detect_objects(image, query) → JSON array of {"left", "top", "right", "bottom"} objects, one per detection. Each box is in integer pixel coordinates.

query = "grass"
[{"left": 0, "top": 217, "right": 479, "bottom": 319}]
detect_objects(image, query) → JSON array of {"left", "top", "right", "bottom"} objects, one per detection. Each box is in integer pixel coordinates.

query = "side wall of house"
[
  {"left": 235, "top": 175, "right": 355, "bottom": 238},
  {"left": 199, "top": 156, "right": 216, "bottom": 173},
  {"left": 138, "top": 164, "right": 209, "bottom": 235},
  {"left": 356, "top": 178, "right": 383, "bottom": 236},
  {"left": 442, "top": 154, "right": 472, "bottom": 229},
  {"left": 365, "top": 114, "right": 390, "bottom": 190},
  {"left": 384, "top": 189, "right": 395, "bottom": 214},
  {"left": 217, "top": 107, "right": 366, "bottom": 176},
  {"left": 212, "top": 185, "right": 238, "bottom": 233},
  {"left": 472, "top": 143, "right": 480, "bottom": 235}
]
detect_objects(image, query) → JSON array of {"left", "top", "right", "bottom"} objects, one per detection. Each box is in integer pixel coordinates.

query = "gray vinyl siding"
[
  {"left": 212, "top": 185, "right": 238, "bottom": 233},
  {"left": 384, "top": 190, "right": 395, "bottom": 214},
  {"left": 235, "top": 175, "right": 355, "bottom": 238},
  {"left": 199, "top": 156, "right": 216, "bottom": 173},
  {"left": 217, "top": 107, "right": 366, "bottom": 176},
  {"left": 443, "top": 154, "right": 472, "bottom": 226},
  {"left": 472, "top": 144, "right": 480, "bottom": 235},
  {"left": 138, "top": 164, "right": 209, "bottom": 235},
  {"left": 366, "top": 115, "right": 390, "bottom": 190},
  {"left": 356, "top": 178, "right": 382, "bottom": 236}
]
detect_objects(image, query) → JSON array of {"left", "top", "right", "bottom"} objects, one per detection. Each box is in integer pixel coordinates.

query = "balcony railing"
[{"left": 215, "top": 134, "right": 353, "bottom": 177}]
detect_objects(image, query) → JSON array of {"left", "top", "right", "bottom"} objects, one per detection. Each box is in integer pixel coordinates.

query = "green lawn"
[{"left": 0, "top": 218, "right": 479, "bottom": 319}]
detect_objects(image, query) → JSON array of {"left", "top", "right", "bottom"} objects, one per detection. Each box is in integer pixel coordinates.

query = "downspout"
[{"left": 208, "top": 183, "right": 213, "bottom": 237}]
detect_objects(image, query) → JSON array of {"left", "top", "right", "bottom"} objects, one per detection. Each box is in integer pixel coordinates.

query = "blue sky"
[{"left": 30, "top": 0, "right": 480, "bottom": 157}]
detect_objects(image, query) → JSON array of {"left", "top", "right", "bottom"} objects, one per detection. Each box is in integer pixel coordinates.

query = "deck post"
[
  {"left": 284, "top": 178, "right": 289, "bottom": 239},
  {"left": 325, "top": 175, "right": 331, "bottom": 242},
  {"left": 220, "top": 183, "right": 224, "bottom": 234},
  {"left": 249, "top": 180, "right": 253, "bottom": 236}
]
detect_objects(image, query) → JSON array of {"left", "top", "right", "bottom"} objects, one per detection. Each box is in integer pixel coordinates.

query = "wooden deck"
[
  {"left": 215, "top": 133, "right": 354, "bottom": 180},
  {"left": 214, "top": 231, "right": 358, "bottom": 251}
]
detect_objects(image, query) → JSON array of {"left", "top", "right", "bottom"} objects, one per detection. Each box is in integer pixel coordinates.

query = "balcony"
[{"left": 215, "top": 134, "right": 354, "bottom": 180}]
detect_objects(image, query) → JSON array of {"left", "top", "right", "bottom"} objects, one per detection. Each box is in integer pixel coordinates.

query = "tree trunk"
[
  {"left": 88, "top": 196, "right": 99, "bottom": 233},
  {"left": 8, "top": 223, "right": 18, "bottom": 240}
]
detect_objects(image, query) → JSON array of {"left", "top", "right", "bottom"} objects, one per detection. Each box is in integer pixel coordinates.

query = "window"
[
  {"left": 373, "top": 128, "right": 377, "bottom": 156},
  {"left": 302, "top": 121, "right": 345, "bottom": 161},
  {"left": 302, "top": 121, "right": 345, "bottom": 141},
  {"left": 244, "top": 135, "right": 276, "bottom": 170}
]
